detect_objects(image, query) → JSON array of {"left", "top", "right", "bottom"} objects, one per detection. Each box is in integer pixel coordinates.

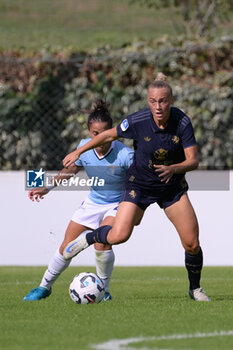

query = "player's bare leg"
[
  {"left": 164, "top": 193, "right": 199, "bottom": 253},
  {"left": 106, "top": 202, "right": 144, "bottom": 244},
  {"left": 165, "top": 193, "right": 210, "bottom": 301}
]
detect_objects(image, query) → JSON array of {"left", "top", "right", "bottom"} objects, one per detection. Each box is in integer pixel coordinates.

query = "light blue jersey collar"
[{"left": 93, "top": 144, "right": 113, "bottom": 160}]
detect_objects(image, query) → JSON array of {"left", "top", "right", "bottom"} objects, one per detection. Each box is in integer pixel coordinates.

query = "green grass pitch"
[{"left": 1, "top": 266, "right": 233, "bottom": 350}]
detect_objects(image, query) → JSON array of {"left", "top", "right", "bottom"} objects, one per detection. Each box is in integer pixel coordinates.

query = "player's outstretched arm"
[
  {"left": 63, "top": 127, "right": 118, "bottom": 168},
  {"left": 28, "top": 164, "right": 81, "bottom": 202}
]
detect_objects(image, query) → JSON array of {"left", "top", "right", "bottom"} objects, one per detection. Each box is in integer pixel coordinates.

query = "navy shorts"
[{"left": 120, "top": 178, "right": 189, "bottom": 210}]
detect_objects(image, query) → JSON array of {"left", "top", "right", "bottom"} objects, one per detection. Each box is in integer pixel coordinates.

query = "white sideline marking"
[
  {"left": 0, "top": 278, "right": 182, "bottom": 286},
  {"left": 92, "top": 330, "right": 233, "bottom": 350},
  {"left": 0, "top": 281, "right": 63, "bottom": 286}
]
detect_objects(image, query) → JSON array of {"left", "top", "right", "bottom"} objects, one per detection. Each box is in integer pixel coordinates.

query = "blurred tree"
[{"left": 129, "top": 0, "right": 232, "bottom": 37}]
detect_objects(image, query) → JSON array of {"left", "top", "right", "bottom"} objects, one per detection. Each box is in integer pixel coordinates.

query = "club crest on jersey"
[
  {"left": 129, "top": 190, "right": 136, "bottom": 199},
  {"left": 144, "top": 136, "right": 151, "bottom": 142},
  {"left": 120, "top": 119, "right": 129, "bottom": 132},
  {"left": 172, "top": 135, "right": 180, "bottom": 144},
  {"left": 154, "top": 148, "right": 168, "bottom": 161}
]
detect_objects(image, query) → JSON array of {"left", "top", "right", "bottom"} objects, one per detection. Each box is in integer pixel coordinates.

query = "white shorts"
[{"left": 71, "top": 197, "right": 119, "bottom": 230}]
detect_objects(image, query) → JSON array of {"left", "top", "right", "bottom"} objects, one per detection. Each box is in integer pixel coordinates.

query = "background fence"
[{"left": 1, "top": 36, "right": 233, "bottom": 171}]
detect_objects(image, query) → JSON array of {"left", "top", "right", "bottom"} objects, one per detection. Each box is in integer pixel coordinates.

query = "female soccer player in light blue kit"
[{"left": 23, "top": 100, "right": 133, "bottom": 301}]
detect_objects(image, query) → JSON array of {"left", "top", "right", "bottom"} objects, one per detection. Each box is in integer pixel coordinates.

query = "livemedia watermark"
[
  {"left": 25, "top": 167, "right": 230, "bottom": 191},
  {"left": 25, "top": 168, "right": 105, "bottom": 191}
]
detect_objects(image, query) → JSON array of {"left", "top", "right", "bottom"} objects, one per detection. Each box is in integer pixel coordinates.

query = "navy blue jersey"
[{"left": 116, "top": 106, "right": 196, "bottom": 190}]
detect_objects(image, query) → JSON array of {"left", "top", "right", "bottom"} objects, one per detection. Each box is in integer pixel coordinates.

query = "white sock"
[
  {"left": 95, "top": 249, "right": 115, "bottom": 293},
  {"left": 40, "top": 249, "right": 71, "bottom": 290}
]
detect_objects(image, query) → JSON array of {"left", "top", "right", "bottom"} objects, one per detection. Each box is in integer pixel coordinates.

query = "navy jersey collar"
[{"left": 150, "top": 107, "right": 174, "bottom": 133}]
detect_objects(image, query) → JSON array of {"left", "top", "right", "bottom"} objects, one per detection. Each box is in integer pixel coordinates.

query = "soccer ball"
[{"left": 69, "top": 272, "right": 105, "bottom": 304}]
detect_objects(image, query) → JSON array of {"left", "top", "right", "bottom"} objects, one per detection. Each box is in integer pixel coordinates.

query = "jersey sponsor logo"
[
  {"left": 144, "top": 136, "right": 151, "bottom": 142},
  {"left": 120, "top": 119, "right": 129, "bottom": 131}
]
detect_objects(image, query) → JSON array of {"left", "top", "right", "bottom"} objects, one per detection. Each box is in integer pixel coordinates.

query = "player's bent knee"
[
  {"left": 108, "top": 229, "right": 131, "bottom": 245},
  {"left": 111, "top": 237, "right": 128, "bottom": 244},
  {"left": 185, "top": 243, "right": 200, "bottom": 255},
  {"left": 134, "top": 217, "right": 142, "bottom": 226}
]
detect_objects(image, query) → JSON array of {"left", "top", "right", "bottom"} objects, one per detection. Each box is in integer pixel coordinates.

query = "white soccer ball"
[{"left": 69, "top": 272, "right": 105, "bottom": 304}]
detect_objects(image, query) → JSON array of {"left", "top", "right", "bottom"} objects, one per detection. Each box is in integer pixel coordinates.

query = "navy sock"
[
  {"left": 185, "top": 247, "right": 203, "bottom": 290},
  {"left": 86, "top": 225, "right": 112, "bottom": 245}
]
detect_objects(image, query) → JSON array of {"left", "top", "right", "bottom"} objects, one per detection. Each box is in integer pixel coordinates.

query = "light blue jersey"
[{"left": 75, "top": 139, "right": 134, "bottom": 204}]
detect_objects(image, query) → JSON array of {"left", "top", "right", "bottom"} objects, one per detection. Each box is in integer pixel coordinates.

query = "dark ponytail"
[{"left": 87, "top": 99, "right": 112, "bottom": 130}]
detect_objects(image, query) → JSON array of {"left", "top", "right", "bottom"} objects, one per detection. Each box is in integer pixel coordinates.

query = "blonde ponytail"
[
  {"left": 149, "top": 72, "right": 173, "bottom": 96},
  {"left": 155, "top": 72, "right": 167, "bottom": 82}
]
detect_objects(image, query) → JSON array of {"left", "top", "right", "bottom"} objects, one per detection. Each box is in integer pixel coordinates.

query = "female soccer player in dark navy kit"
[{"left": 63, "top": 73, "right": 210, "bottom": 302}]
